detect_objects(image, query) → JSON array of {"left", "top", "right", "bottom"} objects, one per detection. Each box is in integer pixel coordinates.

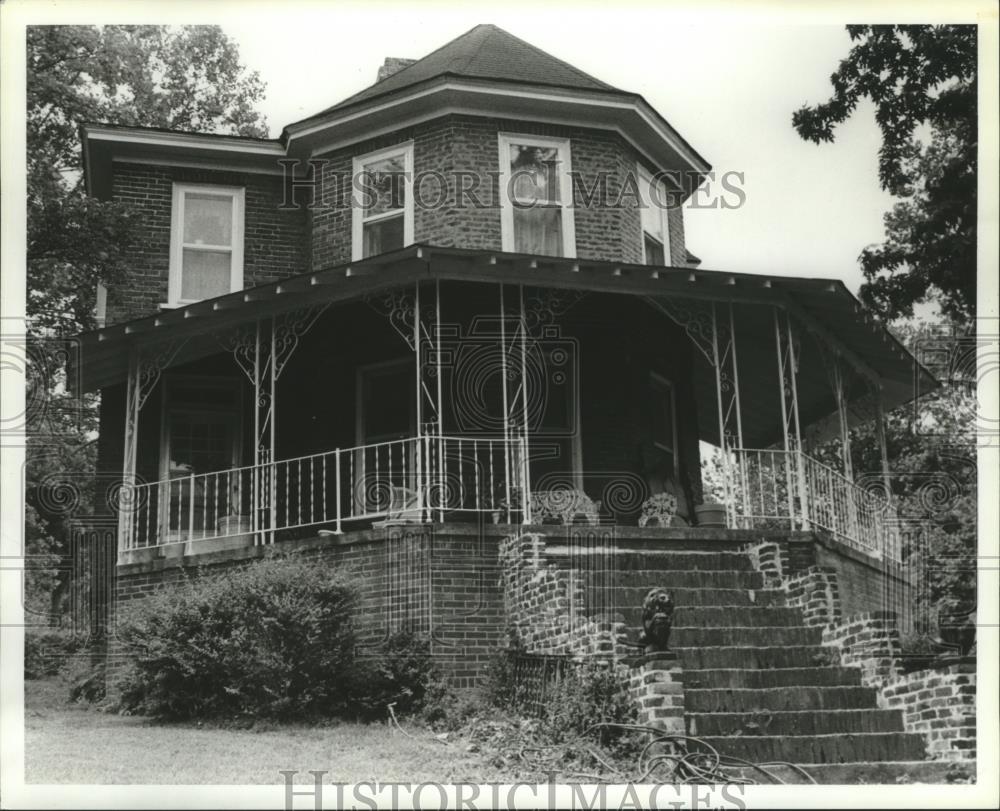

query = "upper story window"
[
  {"left": 352, "top": 142, "right": 414, "bottom": 261},
  {"left": 499, "top": 134, "right": 575, "bottom": 258},
  {"left": 169, "top": 183, "right": 245, "bottom": 306},
  {"left": 638, "top": 166, "right": 672, "bottom": 266}
]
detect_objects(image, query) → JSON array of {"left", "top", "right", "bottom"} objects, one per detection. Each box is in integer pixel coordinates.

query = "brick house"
[{"left": 71, "top": 25, "right": 973, "bottom": 770}]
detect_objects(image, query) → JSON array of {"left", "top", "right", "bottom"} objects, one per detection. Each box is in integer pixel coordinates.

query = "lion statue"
[{"left": 639, "top": 588, "right": 674, "bottom": 652}]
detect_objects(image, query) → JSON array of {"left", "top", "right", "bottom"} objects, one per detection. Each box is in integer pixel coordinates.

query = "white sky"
[{"left": 225, "top": 9, "right": 898, "bottom": 296}]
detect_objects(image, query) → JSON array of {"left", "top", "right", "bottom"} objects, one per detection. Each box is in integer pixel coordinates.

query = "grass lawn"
[{"left": 24, "top": 678, "right": 512, "bottom": 785}]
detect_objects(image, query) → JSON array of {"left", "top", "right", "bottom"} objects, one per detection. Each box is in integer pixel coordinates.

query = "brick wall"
[
  {"left": 309, "top": 114, "right": 687, "bottom": 272},
  {"left": 106, "top": 165, "right": 308, "bottom": 324},
  {"left": 879, "top": 659, "right": 976, "bottom": 760},
  {"left": 821, "top": 612, "right": 904, "bottom": 687}
]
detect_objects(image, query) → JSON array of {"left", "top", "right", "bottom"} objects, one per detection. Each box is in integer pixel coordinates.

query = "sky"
[{"left": 224, "top": 6, "right": 899, "bottom": 297}]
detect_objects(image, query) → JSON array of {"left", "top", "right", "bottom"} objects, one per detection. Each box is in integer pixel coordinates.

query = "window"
[
  {"left": 499, "top": 134, "right": 575, "bottom": 257},
  {"left": 168, "top": 184, "right": 244, "bottom": 305},
  {"left": 352, "top": 142, "right": 414, "bottom": 261},
  {"left": 638, "top": 166, "right": 672, "bottom": 266}
]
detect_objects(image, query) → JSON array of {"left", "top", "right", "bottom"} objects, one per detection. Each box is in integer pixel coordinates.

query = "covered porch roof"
[{"left": 71, "top": 244, "right": 936, "bottom": 445}]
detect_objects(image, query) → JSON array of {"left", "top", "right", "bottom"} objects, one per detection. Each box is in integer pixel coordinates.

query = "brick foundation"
[{"left": 878, "top": 659, "right": 977, "bottom": 760}]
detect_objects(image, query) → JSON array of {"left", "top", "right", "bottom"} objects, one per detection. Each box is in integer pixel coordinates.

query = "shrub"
[
  {"left": 113, "top": 554, "right": 357, "bottom": 720},
  {"left": 346, "top": 631, "right": 438, "bottom": 721},
  {"left": 24, "top": 628, "right": 85, "bottom": 680},
  {"left": 543, "top": 659, "right": 639, "bottom": 750}
]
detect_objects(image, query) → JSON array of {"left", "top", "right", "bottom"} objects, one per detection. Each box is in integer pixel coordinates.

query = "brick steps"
[
  {"left": 687, "top": 707, "right": 906, "bottom": 736},
  {"left": 561, "top": 541, "right": 931, "bottom": 770},
  {"left": 686, "top": 685, "right": 879, "bottom": 712},
  {"left": 693, "top": 732, "right": 928, "bottom": 764},
  {"left": 547, "top": 548, "right": 753, "bottom": 571},
  {"left": 683, "top": 666, "right": 863, "bottom": 689},
  {"left": 582, "top": 569, "right": 764, "bottom": 589},
  {"left": 672, "top": 645, "right": 834, "bottom": 670},
  {"left": 642, "top": 625, "right": 825, "bottom": 648}
]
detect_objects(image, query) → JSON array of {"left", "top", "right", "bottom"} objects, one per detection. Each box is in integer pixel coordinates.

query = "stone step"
[
  {"left": 546, "top": 548, "right": 754, "bottom": 571},
  {"left": 682, "top": 666, "right": 863, "bottom": 689},
  {"left": 601, "top": 605, "right": 801, "bottom": 629},
  {"left": 674, "top": 645, "right": 834, "bottom": 670},
  {"left": 581, "top": 569, "right": 765, "bottom": 590},
  {"left": 693, "top": 732, "right": 927, "bottom": 764},
  {"left": 686, "top": 685, "right": 879, "bottom": 712},
  {"left": 617, "top": 625, "right": 823, "bottom": 648},
  {"left": 686, "top": 708, "right": 906, "bottom": 736}
]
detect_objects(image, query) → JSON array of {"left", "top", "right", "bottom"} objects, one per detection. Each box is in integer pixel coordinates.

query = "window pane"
[
  {"left": 363, "top": 366, "right": 413, "bottom": 441},
  {"left": 181, "top": 249, "right": 232, "bottom": 300},
  {"left": 362, "top": 155, "right": 406, "bottom": 217},
  {"left": 644, "top": 235, "right": 665, "bottom": 266},
  {"left": 513, "top": 206, "right": 563, "bottom": 256},
  {"left": 640, "top": 179, "right": 664, "bottom": 243},
  {"left": 510, "top": 144, "right": 560, "bottom": 203},
  {"left": 363, "top": 213, "right": 404, "bottom": 257},
  {"left": 183, "top": 193, "right": 233, "bottom": 246}
]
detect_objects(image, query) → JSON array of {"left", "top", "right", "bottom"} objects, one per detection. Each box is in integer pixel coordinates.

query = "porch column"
[
  {"left": 118, "top": 346, "right": 141, "bottom": 554},
  {"left": 711, "top": 302, "right": 746, "bottom": 526},
  {"left": 413, "top": 281, "right": 424, "bottom": 520},
  {"left": 519, "top": 284, "right": 533, "bottom": 524},
  {"left": 773, "top": 306, "right": 808, "bottom": 527},
  {"left": 499, "top": 284, "right": 512, "bottom": 518}
]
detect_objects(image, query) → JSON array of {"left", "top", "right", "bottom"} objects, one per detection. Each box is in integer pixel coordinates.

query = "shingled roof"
[{"left": 314, "top": 24, "right": 626, "bottom": 118}]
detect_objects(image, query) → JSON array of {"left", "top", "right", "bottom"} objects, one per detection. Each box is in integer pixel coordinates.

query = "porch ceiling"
[{"left": 70, "top": 246, "right": 937, "bottom": 428}]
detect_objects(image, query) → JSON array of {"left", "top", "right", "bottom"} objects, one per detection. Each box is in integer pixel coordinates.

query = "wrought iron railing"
[
  {"left": 726, "top": 448, "right": 900, "bottom": 561},
  {"left": 121, "top": 434, "right": 528, "bottom": 553},
  {"left": 508, "top": 653, "right": 579, "bottom": 717}
]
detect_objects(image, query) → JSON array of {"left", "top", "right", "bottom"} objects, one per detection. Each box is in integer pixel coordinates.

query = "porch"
[{"left": 73, "top": 246, "right": 930, "bottom": 565}]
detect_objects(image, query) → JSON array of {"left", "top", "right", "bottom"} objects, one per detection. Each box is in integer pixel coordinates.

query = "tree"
[
  {"left": 26, "top": 25, "right": 268, "bottom": 619},
  {"left": 793, "top": 25, "right": 976, "bottom": 324}
]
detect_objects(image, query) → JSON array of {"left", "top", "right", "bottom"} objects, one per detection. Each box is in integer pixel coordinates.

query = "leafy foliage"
[
  {"left": 113, "top": 556, "right": 358, "bottom": 720},
  {"left": 793, "top": 25, "right": 976, "bottom": 323},
  {"left": 346, "top": 631, "right": 439, "bottom": 721}
]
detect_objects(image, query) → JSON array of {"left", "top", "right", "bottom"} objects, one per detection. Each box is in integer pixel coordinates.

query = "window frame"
[
  {"left": 351, "top": 141, "right": 415, "bottom": 261},
  {"left": 637, "top": 165, "right": 673, "bottom": 266},
  {"left": 498, "top": 133, "right": 576, "bottom": 258},
  {"left": 168, "top": 183, "right": 245, "bottom": 307}
]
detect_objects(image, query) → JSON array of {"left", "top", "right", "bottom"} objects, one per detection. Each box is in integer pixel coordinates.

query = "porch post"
[
  {"left": 519, "top": 284, "right": 532, "bottom": 524},
  {"left": 118, "top": 346, "right": 141, "bottom": 555},
  {"left": 773, "top": 306, "right": 808, "bottom": 527},
  {"left": 414, "top": 281, "right": 424, "bottom": 520},
  {"left": 435, "top": 280, "right": 444, "bottom": 523},
  {"left": 499, "top": 284, "right": 512, "bottom": 519},
  {"left": 710, "top": 303, "right": 732, "bottom": 522}
]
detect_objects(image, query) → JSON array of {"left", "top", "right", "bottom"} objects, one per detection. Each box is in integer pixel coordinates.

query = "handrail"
[{"left": 121, "top": 434, "right": 527, "bottom": 553}]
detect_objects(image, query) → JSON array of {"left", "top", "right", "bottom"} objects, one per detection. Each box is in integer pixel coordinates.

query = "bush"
[
  {"left": 346, "top": 631, "right": 438, "bottom": 721},
  {"left": 543, "top": 659, "right": 639, "bottom": 750},
  {"left": 113, "top": 555, "right": 357, "bottom": 720},
  {"left": 24, "top": 628, "right": 85, "bottom": 680}
]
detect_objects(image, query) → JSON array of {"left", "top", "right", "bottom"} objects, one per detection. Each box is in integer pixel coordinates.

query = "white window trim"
[
  {"left": 351, "top": 141, "right": 414, "bottom": 261},
  {"left": 168, "top": 183, "right": 245, "bottom": 306},
  {"left": 638, "top": 165, "right": 673, "bottom": 266},
  {"left": 498, "top": 133, "right": 576, "bottom": 258}
]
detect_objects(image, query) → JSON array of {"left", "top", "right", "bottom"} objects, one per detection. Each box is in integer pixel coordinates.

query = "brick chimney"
[{"left": 377, "top": 57, "right": 416, "bottom": 82}]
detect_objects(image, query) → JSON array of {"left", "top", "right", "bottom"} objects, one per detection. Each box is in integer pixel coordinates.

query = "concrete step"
[
  {"left": 694, "top": 732, "right": 927, "bottom": 764},
  {"left": 546, "top": 548, "right": 754, "bottom": 571},
  {"left": 674, "top": 645, "right": 835, "bottom": 670},
  {"left": 582, "top": 569, "right": 765, "bottom": 590},
  {"left": 682, "top": 666, "right": 863, "bottom": 689},
  {"left": 686, "top": 708, "right": 906, "bottom": 737},
  {"left": 686, "top": 685, "right": 879, "bottom": 713}
]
